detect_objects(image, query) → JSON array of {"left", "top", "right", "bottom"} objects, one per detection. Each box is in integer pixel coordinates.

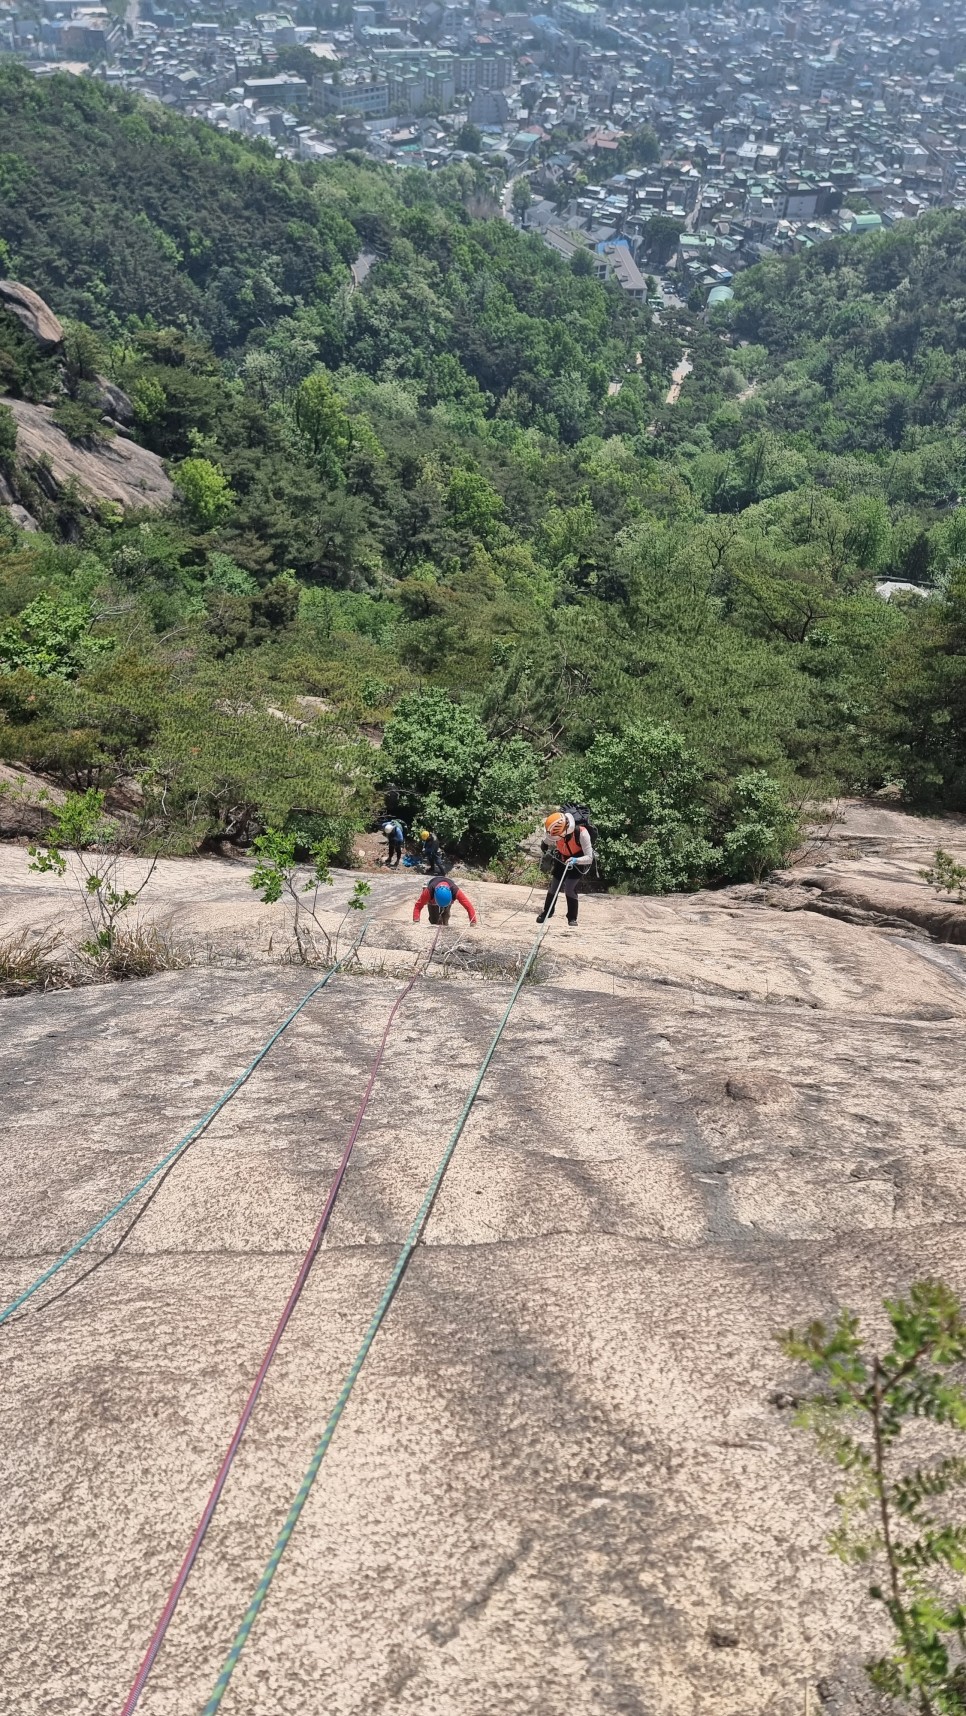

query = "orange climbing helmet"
[{"left": 544, "top": 812, "right": 568, "bottom": 837}]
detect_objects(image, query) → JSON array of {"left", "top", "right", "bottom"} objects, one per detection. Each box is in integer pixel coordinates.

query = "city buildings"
[{"left": 6, "top": 0, "right": 966, "bottom": 296}]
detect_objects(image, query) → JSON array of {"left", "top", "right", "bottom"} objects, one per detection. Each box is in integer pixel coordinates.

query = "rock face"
[
  {"left": 0, "top": 766, "right": 64, "bottom": 838},
  {"left": 0, "top": 280, "right": 158, "bottom": 525},
  {"left": 772, "top": 799, "right": 966, "bottom": 942},
  {"left": 0, "top": 279, "right": 64, "bottom": 350},
  {"left": 4, "top": 502, "right": 39, "bottom": 532},
  {"left": 5, "top": 397, "right": 172, "bottom": 514},
  {"left": 2, "top": 806, "right": 966, "bottom": 1716},
  {"left": 94, "top": 376, "right": 135, "bottom": 427},
  {"left": 0, "top": 469, "right": 38, "bottom": 530}
]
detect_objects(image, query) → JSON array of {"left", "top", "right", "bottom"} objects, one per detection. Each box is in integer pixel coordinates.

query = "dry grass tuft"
[
  {"left": 0, "top": 927, "right": 65, "bottom": 993},
  {"left": 1, "top": 922, "right": 191, "bottom": 995},
  {"left": 437, "top": 943, "right": 552, "bottom": 984},
  {"left": 81, "top": 923, "right": 190, "bottom": 981}
]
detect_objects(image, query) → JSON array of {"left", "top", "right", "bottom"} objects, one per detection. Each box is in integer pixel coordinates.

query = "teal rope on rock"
[
  {"left": 200, "top": 886, "right": 563, "bottom": 1715},
  {"left": 0, "top": 927, "right": 369, "bottom": 1331}
]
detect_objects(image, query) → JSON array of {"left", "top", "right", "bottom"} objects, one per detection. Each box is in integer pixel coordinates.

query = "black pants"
[
  {"left": 386, "top": 836, "right": 403, "bottom": 867},
  {"left": 427, "top": 901, "right": 452, "bottom": 925},
  {"left": 542, "top": 859, "right": 581, "bottom": 923}
]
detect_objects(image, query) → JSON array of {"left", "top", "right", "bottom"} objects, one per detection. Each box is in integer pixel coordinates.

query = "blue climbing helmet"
[{"left": 433, "top": 883, "right": 454, "bottom": 908}]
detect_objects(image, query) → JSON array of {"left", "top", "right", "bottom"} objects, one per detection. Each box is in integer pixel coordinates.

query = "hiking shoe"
[
  {"left": 536, "top": 908, "right": 555, "bottom": 924},
  {"left": 566, "top": 918, "right": 578, "bottom": 929}
]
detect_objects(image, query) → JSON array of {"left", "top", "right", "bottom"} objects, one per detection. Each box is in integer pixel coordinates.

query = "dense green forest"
[{"left": 0, "top": 66, "right": 964, "bottom": 884}]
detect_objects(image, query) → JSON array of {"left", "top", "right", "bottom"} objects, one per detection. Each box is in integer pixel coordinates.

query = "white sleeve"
[{"left": 577, "top": 825, "right": 593, "bottom": 867}]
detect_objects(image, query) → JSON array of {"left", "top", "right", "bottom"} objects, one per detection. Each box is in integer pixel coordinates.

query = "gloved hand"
[{"left": 567, "top": 857, "right": 581, "bottom": 870}]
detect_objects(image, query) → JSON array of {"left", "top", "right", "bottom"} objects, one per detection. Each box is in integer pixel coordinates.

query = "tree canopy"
[{"left": 1, "top": 72, "right": 965, "bottom": 883}]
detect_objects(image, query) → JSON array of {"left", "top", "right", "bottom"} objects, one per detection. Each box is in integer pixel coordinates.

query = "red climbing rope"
[{"left": 119, "top": 931, "right": 441, "bottom": 1715}]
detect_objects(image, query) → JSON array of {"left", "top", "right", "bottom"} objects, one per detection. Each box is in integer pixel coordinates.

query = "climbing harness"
[
  {"left": 119, "top": 929, "right": 442, "bottom": 1715},
  {"left": 199, "top": 871, "right": 568, "bottom": 1714},
  {"left": 0, "top": 923, "right": 371, "bottom": 1331}
]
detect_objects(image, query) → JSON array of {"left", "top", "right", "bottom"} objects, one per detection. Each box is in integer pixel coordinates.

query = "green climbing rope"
[
  {"left": 0, "top": 922, "right": 369, "bottom": 1332},
  {"left": 200, "top": 895, "right": 558, "bottom": 1714}
]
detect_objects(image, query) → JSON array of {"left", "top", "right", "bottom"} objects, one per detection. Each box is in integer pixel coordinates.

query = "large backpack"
[{"left": 561, "top": 802, "right": 598, "bottom": 853}]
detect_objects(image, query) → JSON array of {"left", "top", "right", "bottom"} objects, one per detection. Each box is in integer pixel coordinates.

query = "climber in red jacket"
[{"left": 412, "top": 876, "right": 478, "bottom": 927}]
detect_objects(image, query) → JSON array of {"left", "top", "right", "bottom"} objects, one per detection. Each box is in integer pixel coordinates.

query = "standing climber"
[
  {"left": 538, "top": 809, "right": 594, "bottom": 928},
  {"left": 381, "top": 818, "right": 405, "bottom": 868},
  {"left": 418, "top": 828, "right": 447, "bottom": 876},
  {"left": 413, "top": 875, "right": 478, "bottom": 927}
]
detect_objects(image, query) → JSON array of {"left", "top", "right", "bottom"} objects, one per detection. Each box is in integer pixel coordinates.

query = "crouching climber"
[
  {"left": 418, "top": 828, "right": 448, "bottom": 876},
  {"left": 538, "top": 809, "right": 594, "bottom": 928},
  {"left": 413, "top": 875, "right": 478, "bottom": 928}
]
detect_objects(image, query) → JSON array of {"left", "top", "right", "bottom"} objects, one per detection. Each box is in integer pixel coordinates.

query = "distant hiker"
[
  {"left": 418, "top": 828, "right": 447, "bottom": 876},
  {"left": 413, "top": 876, "right": 478, "bottom": 927},
  {"left": 538, "top": 808, "right": 594, "bottom": 928},
  {"left": 381, "top": 818, "right": 405, "bottom": 868}
]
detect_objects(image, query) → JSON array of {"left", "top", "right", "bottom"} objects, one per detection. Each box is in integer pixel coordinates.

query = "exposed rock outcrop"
[
  {"left": 0, "top": 766, "right": 65, "bottom": 838},
  {"left": 5, "top": 398, "right": 172, "bottom": 515},
  {"left": 772, "top": 800, "right": 966, "bottom": 942},
  {"left": 0, "top": 280, "right": 64, "bottom": 350},
  {"left": 0, "top": 467, "right": 39, "bottom": 531},
  {"left": 94, "top": 376, "right": 135, "bottom": 427},
  {"left": 0, "top": 280, "right": 152, "bottom": 526},
  {"left": 5, "top": 502, "right": 39, "bottom": 533}
]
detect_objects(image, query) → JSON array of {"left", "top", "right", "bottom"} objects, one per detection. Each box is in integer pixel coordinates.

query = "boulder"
[
  {"left": 0, "top": 280, "right": 64, "bottom": 351},
  {"left": 4, "top": 503, "right": 39, "bottom": 533},
  {"left": 0, "top": 765, "right": 65, "bottom": 838},
  {"left": 94, "top": 376, "right": 135, "bottom": 427}
]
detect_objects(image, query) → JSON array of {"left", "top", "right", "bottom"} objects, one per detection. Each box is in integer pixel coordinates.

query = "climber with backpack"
[
  {"left": 381, "top": 818, "right": 405, "bottom": 868},
  {"left": 418, "top": 828, "right": 448, "bottom": 876},
  {"left": 538, "top": 805, "right": 595, "bottom": 928},
  {"left": 413, "top": 875, "right": 478, "bottom": 927}
]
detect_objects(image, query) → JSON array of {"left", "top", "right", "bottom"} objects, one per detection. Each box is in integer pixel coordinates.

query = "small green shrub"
[
  {"left": 563, "top": 721, "right": 716, "bottom": 892},
  {"left": 922, "top": 848, "right": 966, "bottom": 903},
  {"left": 0, "top": 595, "right": 112, "bottom": 680},
  {"left": 250, "top": 826, "right": 370, "bottom": 963},
  {"left": 28, "top": 787, "right": 158, "bottom": 951},
  {"left": 0, "top": 401, "right": 17, "bottom": 468},
  {"left": 719, "top": 770, "right": 801, "bottom": 881},
  {"left": 783, "top": 1280, "right": 966, "bottom": 1714},
  {"left": 172, "top": 457, "right": 234, "bottom": 528}
]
